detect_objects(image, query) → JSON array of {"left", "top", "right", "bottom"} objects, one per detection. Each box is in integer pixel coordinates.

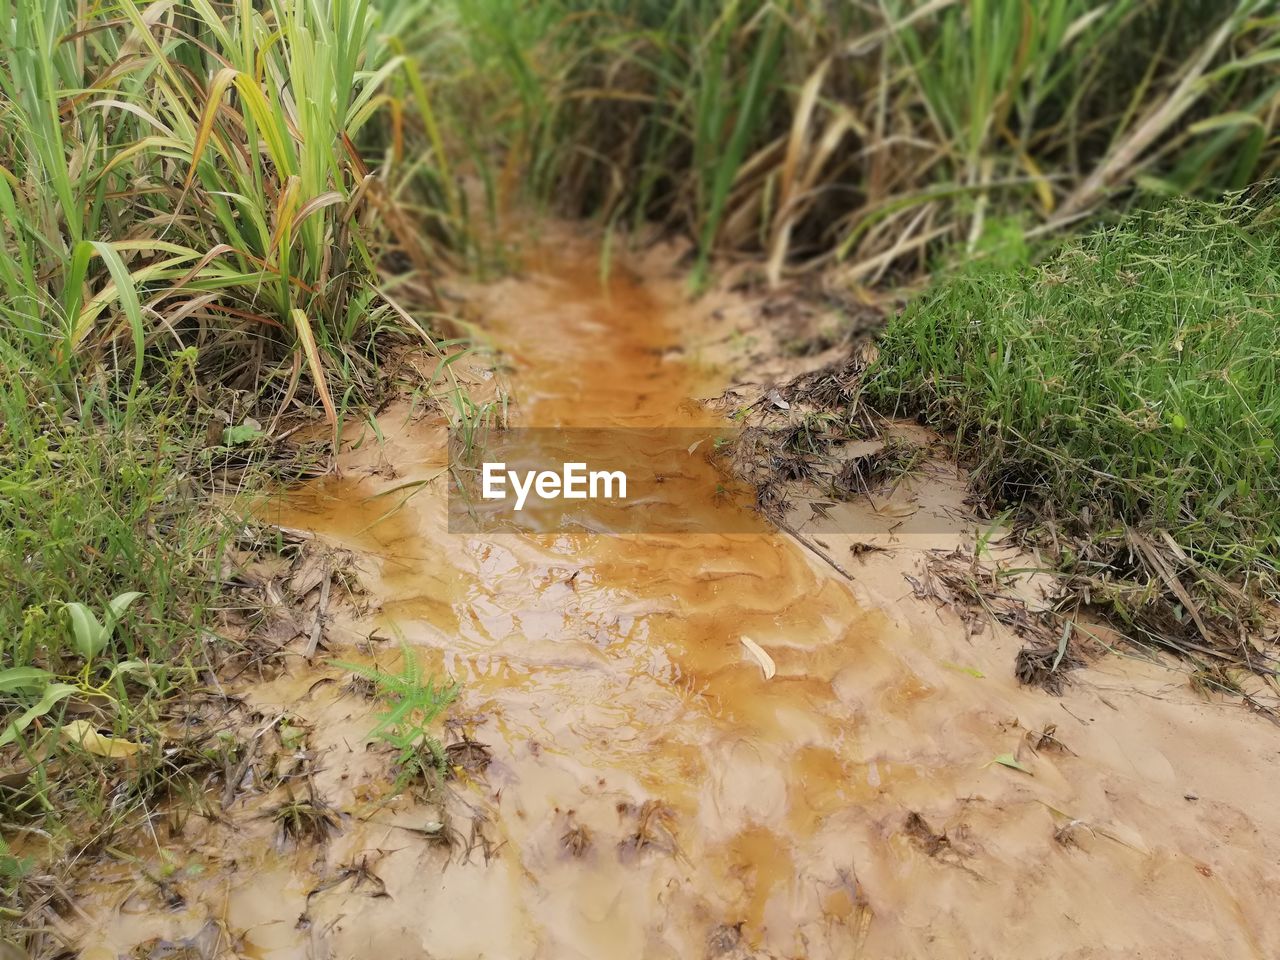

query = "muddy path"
[{"left": 73, "top": 231, "right": 1280, "bottom": 959}]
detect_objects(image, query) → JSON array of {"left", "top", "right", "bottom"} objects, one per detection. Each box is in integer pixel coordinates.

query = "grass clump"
[
  {"left": 869, "top": 194, "right": 1280, "bottom": 587},
  {"left": 0, "top": 0, "right": 454, "bottom": 424},
  {"left": 0, "top": 344, "right": 236, "bottom": 927}
]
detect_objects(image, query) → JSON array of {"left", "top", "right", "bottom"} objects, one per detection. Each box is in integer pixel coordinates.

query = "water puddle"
[{"left": 72, "top": 231, "right": 1280, "bottom": 959}]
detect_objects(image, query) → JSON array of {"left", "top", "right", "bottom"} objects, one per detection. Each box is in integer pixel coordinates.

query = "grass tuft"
[{"left": 869, "top": 193, "right": 1280, "bottom": 586}]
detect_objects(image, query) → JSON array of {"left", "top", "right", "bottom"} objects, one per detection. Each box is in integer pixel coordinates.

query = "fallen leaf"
[
  {"left": 942, "top": 661, "right": 985, "bottom": 678},
  {"left": 741, "top": 636, "right": 776, "bottom": 680},
  {"left": 289, "top": 549, "right": 331, "bottom": 598},
  {"left": 59, "top": 719, "right": 144, "bottom": 758},
  {"left": 988, "top": 752, "right": 1032, "bottom": 775},
  {"left": 869, "top": 495, "right": 918, "bottom": 518},
  {"left": 1094, "top": 820, "right": 1149, "bottom": 854}
]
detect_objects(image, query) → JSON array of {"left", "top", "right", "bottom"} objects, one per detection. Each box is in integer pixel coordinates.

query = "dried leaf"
[
  {"left": 740, "top": 636, "right": 776, "bottom": 680},
  {"left": 59, "top": 719, "right": 144, "bottom": 758},
  {"left": 289, "top": 549, "right": 331, "bottom": 598},
  {"left": 1094, "top": 820, "right": 1149, "bottom": 854},
  {"left": 869, "top": 495, "right": 918, "bottom": 518}
]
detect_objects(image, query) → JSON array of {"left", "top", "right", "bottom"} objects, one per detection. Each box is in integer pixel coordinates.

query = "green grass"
[
  {"left": 333, "top": 645, "right": 459, "bottom": 793},
  {"left": 0, "top": 340, "right": 233, "bottom": 914},
  {"left": 437, "top": 0, "right": 1280, "bottom": 286},
  {"left": 0, "top": 353, "right": 221, "bottom": 687},
  {"left": 869, "top": 194, "right": 1280, "bottom": 586},
  {"left": 0, "top": 0, "right": 454, "bottom": 420},
  {"left": 0, "top": 0, "right": 461, "bottom": 931}
]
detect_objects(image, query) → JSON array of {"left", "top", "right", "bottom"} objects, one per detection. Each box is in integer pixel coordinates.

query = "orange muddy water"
[{"left": 74, "top": 233, "right": 1280, "bottom": 959}]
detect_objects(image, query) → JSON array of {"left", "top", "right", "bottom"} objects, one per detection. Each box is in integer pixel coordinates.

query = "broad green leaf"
[
  {"left": 65, "top": 603, "right": 105, "bottom": 659},
  {"left": 223, "top": 422, "right": 264, "bottom": 445},
  {"left": 110, "top": 660, "right": 155, "bottom": 685},
  {"left": 106, "top": 591, "right": 145, "bottom": 625},
  {"left": 0, "top": 684, "right": 77, "bottom": 748},
  {"left": 0, "top": 667, "right": 53, "bottom": 694}
]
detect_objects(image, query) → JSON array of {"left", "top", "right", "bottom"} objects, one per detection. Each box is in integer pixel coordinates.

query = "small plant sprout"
[
  {"left": 331, "top": 644, "right": 458, "bottom": 792},
  {"left": 64, "top": 591, "right": 144, "bottom": 663}
]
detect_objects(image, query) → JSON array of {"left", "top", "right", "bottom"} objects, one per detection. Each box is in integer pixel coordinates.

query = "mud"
[{"left": 70, "top": 230, "right": 1280, "bottom": 959}]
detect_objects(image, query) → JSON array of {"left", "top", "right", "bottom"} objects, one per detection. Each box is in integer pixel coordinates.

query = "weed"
[
  {"left": 331, "top": 646, "right": 457, "bottom": 792},
  {"left": 448, "top": 392, "right": 508, "bottom": 464},
  {"left": 268, "top": 791, "right": 341, "bottom": 847}
]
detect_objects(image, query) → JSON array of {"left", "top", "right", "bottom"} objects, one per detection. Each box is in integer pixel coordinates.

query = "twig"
[
  {"left": 222, "top": 730, "right": 259, "bottom": 809},
  {"left": 1128, "top": 530, "right": 1210, "bottom": 641},
  {"left": 304, "top": 562, "right": 332, "bottom": 660},
  {"left": 779, "top": 519, "right": 855, "bottom": 581}
]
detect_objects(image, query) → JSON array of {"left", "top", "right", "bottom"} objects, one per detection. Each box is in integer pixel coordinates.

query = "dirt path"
[{"left": 73, "top": 231, "right": 1280, "bottom": 959}]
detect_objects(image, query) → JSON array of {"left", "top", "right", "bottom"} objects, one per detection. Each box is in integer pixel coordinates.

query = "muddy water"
[
  {"left": 76, "top": 233, "right": 1280, "bottom": 959},
  {"left": 284, "top": 245, "right": 898, "bottom": 957}
]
